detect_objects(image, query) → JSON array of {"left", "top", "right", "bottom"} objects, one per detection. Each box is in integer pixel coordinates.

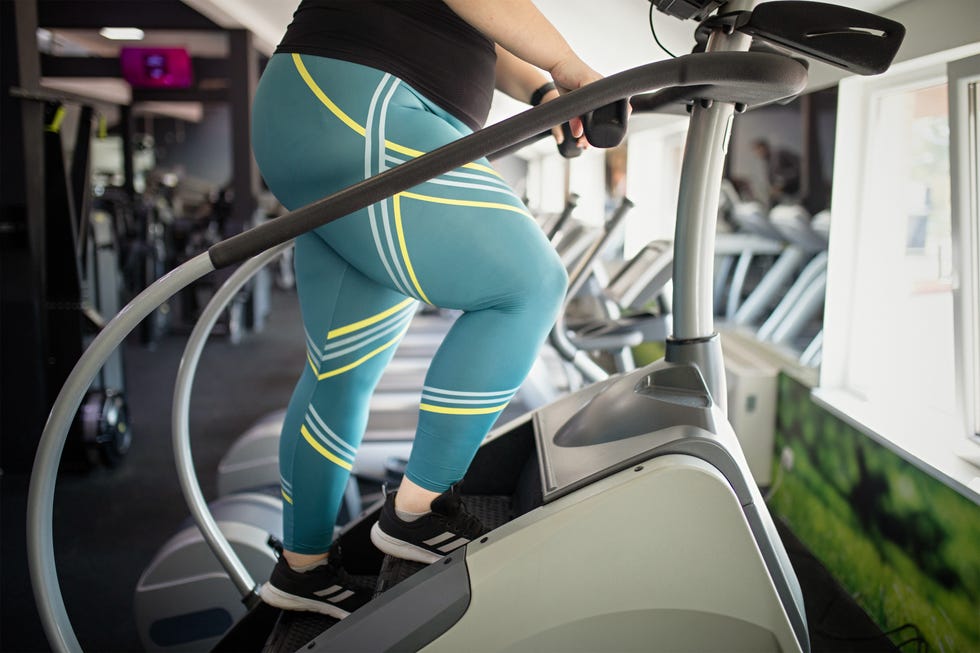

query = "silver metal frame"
[
  {"left": 666, "top": 24, "right": 754, "bottom": 413},
  {"left": 172, "top": 242, "right": 293, "bottom": 599}
]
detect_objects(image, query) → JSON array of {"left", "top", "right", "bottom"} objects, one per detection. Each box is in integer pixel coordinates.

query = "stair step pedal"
[{"left": 374, "top": 555, "right": 427, "bottom": 596}]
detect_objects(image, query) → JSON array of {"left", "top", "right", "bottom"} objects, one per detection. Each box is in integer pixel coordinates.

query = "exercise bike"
[{"left": 27, "top": 1, "right": 904, "bottom": 651}]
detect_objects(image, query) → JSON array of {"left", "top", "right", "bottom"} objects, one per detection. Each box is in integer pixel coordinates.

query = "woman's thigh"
[{"left": 252, "top": 53, "right": 564, "bottom": 309}]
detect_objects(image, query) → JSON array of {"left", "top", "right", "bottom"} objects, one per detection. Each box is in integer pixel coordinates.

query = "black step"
[
  {"left": 261, "top": 573, "right": 376, "bottom": 653},
  {"left": 375, "top": 556, "right": 427, "bottom": 595},
  {"left": 260, "top": 494, "right": 513, "bottom": 652}
]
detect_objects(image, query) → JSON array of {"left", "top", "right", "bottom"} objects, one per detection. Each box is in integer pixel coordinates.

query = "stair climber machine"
[
  {"left": 754, "top": 206, "right": 831, "bottom": 352},
  {"left": 549, "top": 196, "right": 675, "bottom": 384},
  {"left": 137, "top": 197, "right": 664, "bottom": 651},
  {"left": 27, "top": 2, "right": 904, "bottom": 652}
]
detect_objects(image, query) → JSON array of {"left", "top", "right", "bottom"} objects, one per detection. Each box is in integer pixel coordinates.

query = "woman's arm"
[
  {"left": 446, "top": 0, "right": 600, "bottom": 143},
  {"left": 495, "top": 44, "right": 583, "bottom": 146},
  {"left": 444, "top": 0, "right": 600, "bottom": 93},
  {"left": 494, "top": 44, "right": 559, "bottom": 105}
]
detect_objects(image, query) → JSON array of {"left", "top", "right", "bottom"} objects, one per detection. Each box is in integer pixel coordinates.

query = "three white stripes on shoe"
[
  {"left": 312, "top": 584, "right": 356, "bottom": 603},
  {"left": 423, "top": 531, "right": 471, "bottom": 554}
]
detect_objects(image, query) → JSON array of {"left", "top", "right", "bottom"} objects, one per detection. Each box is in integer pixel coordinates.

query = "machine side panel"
[
  {"left": 530, "top": 356, "right": 809, "bottom": 651},
  {"left": 305, "top": 554, "right": 470, "bottom": 652},
  {"left": 423, "top": 456, "right": 802, "bottom": 653},
  {"left": 743, "top": 498, "right": 811, "bottom": 652}
]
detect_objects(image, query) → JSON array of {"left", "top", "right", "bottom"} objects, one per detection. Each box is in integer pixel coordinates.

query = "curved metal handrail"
[
  {"left": 28, "top": 254, "right": 216, "bottom": 653},
  {"left": 172, "top": 243, "right": 293, "bottom": 601}
]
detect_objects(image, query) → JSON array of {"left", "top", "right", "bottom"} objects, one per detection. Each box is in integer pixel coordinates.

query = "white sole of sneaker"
[
  {"left": 260, "top": 582, "right": 352, "bottom": 620},
  {"left": 370, "top": 522, "right": 442, "bottom": 564}
]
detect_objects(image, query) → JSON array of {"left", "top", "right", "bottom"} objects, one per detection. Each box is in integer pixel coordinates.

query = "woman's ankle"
[
  {"left": 393, "top": 476, "right": 441, "bottom": 514},
  {"left": 282, "top": 550, "right": 329, "bottom": 571}
]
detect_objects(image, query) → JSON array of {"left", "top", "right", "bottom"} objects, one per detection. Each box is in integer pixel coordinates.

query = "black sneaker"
[
  {"left": 370, "top": 484, "right": 486, "bottom": 564},
  {"left": 260, "top": 547, "right": 372, "bottom": 619}
]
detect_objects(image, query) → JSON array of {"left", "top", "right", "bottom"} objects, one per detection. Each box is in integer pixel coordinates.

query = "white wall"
[
  {"left": 567, "top": 148, "right": 608, "bottom": 226},
  {"left": 623, "top": 120, "right": 688, "bottom": 257},
  {"left": 526, "top": 151, "right": 568, "bottom": 215},
  {"left": 515, "top": 0, "right": 980, "bottom": 246}
]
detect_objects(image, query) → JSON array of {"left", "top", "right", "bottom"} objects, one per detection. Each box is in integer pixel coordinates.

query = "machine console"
[{"left": 649, "top": 0, "right": 726, "bottom": 21}]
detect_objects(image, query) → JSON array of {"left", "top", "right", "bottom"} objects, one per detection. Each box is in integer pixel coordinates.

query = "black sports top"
[{"left": 276, "top": 0, "right": 497, "bottom": 131}]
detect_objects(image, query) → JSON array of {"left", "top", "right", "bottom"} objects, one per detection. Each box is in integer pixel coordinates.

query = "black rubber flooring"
[{"left": 2, "top": 287, "right": 896, "bottom": 652}]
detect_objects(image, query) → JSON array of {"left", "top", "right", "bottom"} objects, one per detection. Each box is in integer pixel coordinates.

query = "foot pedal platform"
[
  {"left": 261, "top": 495, "right": 513, "bottom": 652},
  {"left": 463, "top": 494, "right": 513, "bottom": 529},
  {"left": 261, "top": 573, "right": 375, "bottom": 653},
  {"left": 375, "top": 556, "right": 427, "bottom": 595},
  {"left": 263, "top": 611, "right": 338, "bottom": 653}
]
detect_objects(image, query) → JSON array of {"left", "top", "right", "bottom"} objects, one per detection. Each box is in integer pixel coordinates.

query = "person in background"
[
  {"left": 251, "top": 0, "right": 602, "bottom": 618},
  {"left": 749, "top": 138, "right": 802, "bottom": 208}
]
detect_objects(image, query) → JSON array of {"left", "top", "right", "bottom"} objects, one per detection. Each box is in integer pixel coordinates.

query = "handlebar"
[
  {"left": 208, "top": 51, "right": 807, "bottom": 269},
  {"left": 558, "top": 122, "right": 584, "bottom": 158}
]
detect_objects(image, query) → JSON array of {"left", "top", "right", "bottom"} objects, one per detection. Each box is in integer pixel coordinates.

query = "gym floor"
[{"left": 1, "top": 287, "right": 898, "bottom": 652}]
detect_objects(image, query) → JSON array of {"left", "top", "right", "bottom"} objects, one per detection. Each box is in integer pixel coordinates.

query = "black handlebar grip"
[
  {"left": 557, "top": 122, "right": 583, "bottom": 158},
  {"left": 583, "top": 98, "right": 630, "bottom": 148}
]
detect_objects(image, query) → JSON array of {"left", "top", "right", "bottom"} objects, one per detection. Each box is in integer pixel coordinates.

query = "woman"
[{"left": 252, "top": 0, "right": 601, "bottom": 618}]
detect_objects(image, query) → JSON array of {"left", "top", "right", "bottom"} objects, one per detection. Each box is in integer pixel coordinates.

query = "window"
[
  {"left": 846, "top": 80, "right": 955, "bottom": 414},
  {"left": 949, "top": 55, "right": 980, "bottom": 447},
  {"left": 819, "top": 44, "right": 980, "bottom": 491}
]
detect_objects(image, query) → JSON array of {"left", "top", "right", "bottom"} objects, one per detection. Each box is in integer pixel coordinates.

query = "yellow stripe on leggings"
[
  {"left": 392, "top": 195, "right": 432, "bottom": 304},
  {"left": 301, "top": 425, "right": 353, "bottom": 471},
  {"left": 328, "top": 297, "right": 416, "bottom": 339},
  {"left": 419, "top": 402, "right": 509, "bottom": 415},
  {"left": 292, "top": 54, "right": 501, "bottom": 179},
  {"left": 384, "top": 142, "right": 501, "bottom": 178},
  {"left": 292, "top": 53, "right": 366, "bottom": 136},
  {"left": 281, "top": 489, "right": 294, "bottom": 505},
  {"left": 308, "top": 329, "right": 409, "bottom": 380},
  {"left": 399, "top": 191, "right": 532, "bottom": 218},
  {"left": 307, "top": 352, "right": 320, "bottom": 375}
]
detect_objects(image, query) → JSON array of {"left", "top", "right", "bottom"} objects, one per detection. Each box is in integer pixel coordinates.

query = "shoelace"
[
  {"left": 331, "top": 563, "right": 357, "bottom": 587},
  {"left": 323, "top": 543, "right": 361, "bottom": 588},
  {"left": 451, "top": 509, "right": 485, "bottom": 539},
  {"left": 435, "top": 493, "right": 485, "bottom": 539}
]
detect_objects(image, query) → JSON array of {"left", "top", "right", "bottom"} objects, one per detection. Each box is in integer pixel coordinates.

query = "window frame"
[
  {"left": 817, "top": 43, "right": 980, "bottom": 496},
  {"left": 948, "top": 53, "right": 980, "bottom": 447}
]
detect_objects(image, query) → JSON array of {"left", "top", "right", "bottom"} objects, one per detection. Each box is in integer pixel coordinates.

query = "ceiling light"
[{"left": 99, "top": 27, "right": 145, "bottom": 41}]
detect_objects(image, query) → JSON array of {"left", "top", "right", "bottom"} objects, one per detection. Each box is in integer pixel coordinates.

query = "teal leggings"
[{"left": 252, "top": 54, "right": 567, "bottom": 554}]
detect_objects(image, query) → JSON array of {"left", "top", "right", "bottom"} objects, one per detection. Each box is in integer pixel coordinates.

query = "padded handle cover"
[{"left": 583, "top": 99, "right": 630, "bottom": 148}]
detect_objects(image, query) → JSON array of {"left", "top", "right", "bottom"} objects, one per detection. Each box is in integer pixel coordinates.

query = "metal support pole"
[
  {"left": 666, "top": 21, "right": 753, "bottom": 410},
  {"left": 120, "top": 104, "right": 136, "bottom": 198}
]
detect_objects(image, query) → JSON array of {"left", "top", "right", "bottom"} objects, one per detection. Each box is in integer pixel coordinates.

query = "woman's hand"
[
  {"left": 531, "top": 86, "right": 568, "bottom": 147},
  {"left": 545, "top": 57, "right": 603, "bottom": 149}
]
